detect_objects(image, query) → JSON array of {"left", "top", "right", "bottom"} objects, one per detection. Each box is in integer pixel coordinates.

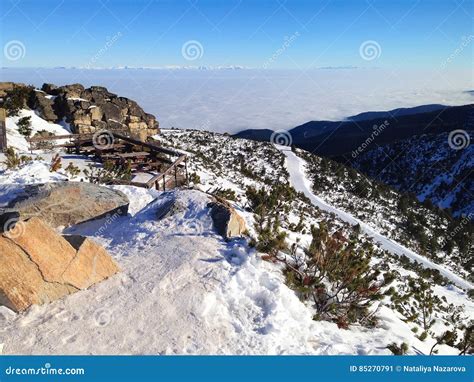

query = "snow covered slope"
[
  {"left": 0, "top": 118, "right": 472, "bottom": 355},
  {"left": 279, "top": 146, "right": 472, "bottom": 290},
  {"left": 5, "top": 109, "right": 70, "bottom": 152},
  {"left": 351, "top": 132, "right": 473, "bottom": 218},
  {"left": 0, "top": 183, "right": 427, "bottom": 355}
]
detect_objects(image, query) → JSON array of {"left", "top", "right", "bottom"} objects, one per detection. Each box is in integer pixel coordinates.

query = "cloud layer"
[{"left": 1, "top": 68, "right": 472, "bottom": 134}]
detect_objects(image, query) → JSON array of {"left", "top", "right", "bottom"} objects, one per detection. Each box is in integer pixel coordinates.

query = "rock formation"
[
  {"left": 0, "top": 182, "right": 129, "bottom": 229},
  {"left": 1, "top": 81, "right": 159, "bottom": 141},
  {"left": 208, "top": 197, "right": 246, "bottom": 239},
  {"left": 0, "top": 217, "right": 120, "bottom": 312}
]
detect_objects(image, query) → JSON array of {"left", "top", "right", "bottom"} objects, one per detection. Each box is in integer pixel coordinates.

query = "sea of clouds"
[{"left": 1, "top": 68, "right": 472, "bottom": 134}]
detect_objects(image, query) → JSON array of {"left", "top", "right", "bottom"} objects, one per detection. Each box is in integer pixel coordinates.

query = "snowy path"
[{"left": 279, "top": 147, "right": 473, "bottom": 291}]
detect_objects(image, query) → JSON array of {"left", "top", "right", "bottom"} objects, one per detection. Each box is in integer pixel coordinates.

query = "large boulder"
[
  {"left": 208, "top": 198, "right": 246, "bottom": 239},
  {"left": 0, "top": 217, "right": 120, "bottom": 312},
  {"left": 0, "top": 182, "right": 129, "bottom": 229},
  {"left": 62, "top": 235, "right": 120, "bottom": 289}
]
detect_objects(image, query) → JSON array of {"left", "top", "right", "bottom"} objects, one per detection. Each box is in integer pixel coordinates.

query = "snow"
[
  {"left": 0, "top": 112, "right": 471, "bottom": 355},
  {"left": 1, "top": 183, "right": 454, "bottom": 355},
  {"left": 4, "top": 109, "right": 71, "bottom": 152},
  {"left": 67, "top": 97, "right": 88, "bottom": 102},
  {"left": 279, "top": 146, "right": 473, "bottom": 291}
]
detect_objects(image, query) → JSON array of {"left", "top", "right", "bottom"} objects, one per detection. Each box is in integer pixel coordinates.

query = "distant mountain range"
[
  {"left": 235, "top": 104, "right": 474, "bottom": 217},
  {"left": 235, "top": 104, "right": 473, "bottom": 157}
]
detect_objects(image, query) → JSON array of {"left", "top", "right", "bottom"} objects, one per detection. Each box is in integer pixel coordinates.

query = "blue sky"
[{"left": 1, "top": 0, "right": 473, "bottom": 69}]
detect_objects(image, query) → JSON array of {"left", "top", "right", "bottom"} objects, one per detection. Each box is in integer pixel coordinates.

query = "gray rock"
[
  {"left": 41, "top": 83, "right": 58, "bottom": 95},
  {"left": 1, "top": 182, "right": 129, "bottom": 228},
  {"left": 208, "top": 199, "right": 246, "bottom": 239},
  {"left": 13, "top": 82, "right": 161, "bottom": 141},
  {"left": 32, "top": 92, "right": 57, "bottom": 122},
  {"left": 101, "top": 102, "right": 122, "bottom": 122}
]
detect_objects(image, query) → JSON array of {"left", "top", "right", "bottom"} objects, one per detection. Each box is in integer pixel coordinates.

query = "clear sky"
[{"left": 1, "top": 0, "right": 473, "bottom": 69}]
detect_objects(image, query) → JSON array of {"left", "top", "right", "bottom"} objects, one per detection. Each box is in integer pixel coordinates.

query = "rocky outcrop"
[
  {"left": 0, "top": 217, "right": 119, "bottom": 312},
  {"left": 40, "top": 83, "right": 159, "bottom": 140},
  {"left": 0, "top": 81, "right": 159, "bottom": 141},
  {"left": 0, "top": 82, "right": 27, "bottom": 98},
  {"left": 0, "top": 182, "right": 129, "bottom": 229},
  {"left": 208, "top": 198, "right": 246, "bottom": 239}
]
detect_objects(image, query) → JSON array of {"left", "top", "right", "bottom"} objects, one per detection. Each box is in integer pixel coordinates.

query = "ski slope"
[{"left": 279, "top": 147, "right": 473, "bottom": 291}]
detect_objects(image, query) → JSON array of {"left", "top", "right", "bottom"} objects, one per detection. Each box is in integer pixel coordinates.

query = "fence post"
[
  {"left": 0, "top": 108, "right": 7, "bottom": 152},
  {"left": 174, "top": 165, "right": 178, "bottom": 187},
  {"left": 185, "top": 156, "right": 189, "bottom": 187}
]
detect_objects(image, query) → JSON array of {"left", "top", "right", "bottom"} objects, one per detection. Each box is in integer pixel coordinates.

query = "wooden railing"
[
  {"left": 145, "top": 154, "right": 188, "bottom": 190},
  {"left": 26, "top": 130, "right": 189, "bottom": 190}
]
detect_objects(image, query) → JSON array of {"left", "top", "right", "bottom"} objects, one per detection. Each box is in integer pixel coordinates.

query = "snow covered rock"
[
  {"left": 0, "top": 217, "right": 119, "bottom": 312},
  {"left": 208, "top": 198, "right": 246, "bottom": 239},
  {"left": 1, "top": 182, "right": 129, "bottom": 229}
]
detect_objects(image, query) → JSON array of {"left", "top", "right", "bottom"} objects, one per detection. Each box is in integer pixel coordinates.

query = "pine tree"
[{"left": 17, "top": 116, "right": 32, "bottom": 137}]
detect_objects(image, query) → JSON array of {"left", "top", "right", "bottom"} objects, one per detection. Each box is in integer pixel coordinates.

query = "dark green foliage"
[
  {"left": 246, "top": 186, "right": 288, "bottom": 255},
  {"left": 390, "top": 277, "right": 442, "bottom": 331},
  {"left": 4, "top": 86, "right": 34, "bottom": 116},
  {"left": 213, "top": 188, "right": 236, "bottom": 201},
  {"left": 83, "top": 160, "right": 132, "bottom": 184},
  {"left": 429, "top": 330, "right": 457, "bottom": 355},
  {"left": 189, "top": 172, "right": 201, "bottom": 184},
  {"left": 2, "top": 147, "right": 32, "bottom": 169},
  {"left": 468, "top": 289, "right": 474, "bottom": 300},
  {"left": 387, "top": 342, "right": 409, "bottom": 355},
  {"left": 455, "top": 323, "right": 473, "bottom": 355},
  {"left": 284, "top": 223, "right": 391, "bottom": 327},
  {"left": 17, "top": 116, "right": 32, "bottom": 137},
  {"left": 65, "top": 162, "right": 81, "bottom": 177}
]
